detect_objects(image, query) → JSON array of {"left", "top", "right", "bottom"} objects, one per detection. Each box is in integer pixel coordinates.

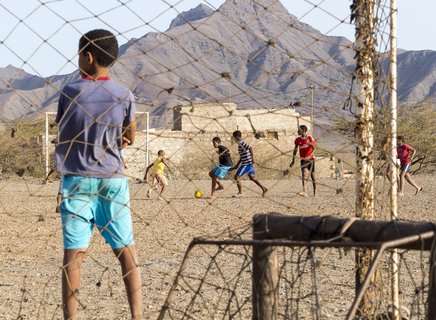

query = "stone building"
[
  {"left": 45, "top": 103, "right": 335, "bottom": 180},
  {"left": 124, "top": 103, "right": 336, "bottom": 179}
]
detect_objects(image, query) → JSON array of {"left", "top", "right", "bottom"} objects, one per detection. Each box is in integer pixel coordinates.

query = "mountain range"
[{"left": 0, "top": 0, "right": 435, "bottom": 129}]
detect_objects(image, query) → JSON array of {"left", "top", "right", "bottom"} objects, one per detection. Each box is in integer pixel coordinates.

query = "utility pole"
[{"left": 309, "top": 85, "right": 314, "bottom": 134}]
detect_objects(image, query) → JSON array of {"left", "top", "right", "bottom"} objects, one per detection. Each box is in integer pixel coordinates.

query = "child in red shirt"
[
  {"left": 397, "top": 136, "right": 422, "bottom": 196},
  {"left": 290, "top": 125, "right": 316, "bottom": 197}
]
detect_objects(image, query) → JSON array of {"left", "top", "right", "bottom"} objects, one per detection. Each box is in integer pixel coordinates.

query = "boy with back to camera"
[
  {"left": 290, "top": 125, "right": 317, "bottom": 197},
  {"left": 55, "top": 29, "right": 142, "bottom": 319},
  {"left": 231, "top": 130, "right": 268, "bottom": 197},
  {"left": 208, "top": 136, "right": 233, "bottom": 199}
]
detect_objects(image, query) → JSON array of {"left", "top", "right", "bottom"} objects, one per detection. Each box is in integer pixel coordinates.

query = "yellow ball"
[{"left": 194, "top": 190, "right": 203, "bottom": 198}]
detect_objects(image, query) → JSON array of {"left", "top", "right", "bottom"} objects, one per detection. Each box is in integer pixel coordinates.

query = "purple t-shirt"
[{"left": 55, "top": 78, "right": 135, "bottom": 178}]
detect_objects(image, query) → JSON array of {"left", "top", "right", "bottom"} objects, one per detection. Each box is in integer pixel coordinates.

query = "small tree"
[
  {"left": 334, "top": 101, "right": 435, "bottom": 172},
  {"left": 396, "top": 102, "right": 435, "bottom": 171}
]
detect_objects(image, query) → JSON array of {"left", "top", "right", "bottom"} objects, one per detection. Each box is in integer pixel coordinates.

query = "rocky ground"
[{"left": 0, "top": 174, "right": 434, "bottom": 319}]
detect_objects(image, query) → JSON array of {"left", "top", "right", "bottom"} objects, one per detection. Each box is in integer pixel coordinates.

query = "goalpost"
[
  {"left": 251, "top": 214, "right": 436, "bottom": 320},
  {"left": 44, "top": 111, "right": 149, "bottom": 178}
]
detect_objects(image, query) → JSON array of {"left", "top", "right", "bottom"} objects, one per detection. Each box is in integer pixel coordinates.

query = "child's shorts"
[
  {"left": 152, "top": 173, "right": 168, "bottom": 187},
  {"left": 300, "top": 159, "right": 315, "bottom": 172},
  {"left": 213, "top": 165, "right": 231, "bottom": 179},
  {"left": 236, "top": 164, "right": 255, "bottom": 177},
  {"left": 60, "top": 175, "right": 134, "bottom": 250},
  {"left": 400, "top": 163, "right": 411, "bottom": 173}
]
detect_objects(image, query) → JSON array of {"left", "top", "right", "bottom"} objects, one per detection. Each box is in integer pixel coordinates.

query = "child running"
[
  {"left": 231, "top": 130, "right": 268, "bottom": 197},
  {"left": 290, "top": 125, "right": 316, "bottom": 197},
  {"left": 208, "top": 137, "right": 233, "bottom": 199},
  {"left": 144, "top": 150, "right": 173, "bottom": 200},
  {"left": 396, "top": 135, "right": 422, "bottom": 196}
]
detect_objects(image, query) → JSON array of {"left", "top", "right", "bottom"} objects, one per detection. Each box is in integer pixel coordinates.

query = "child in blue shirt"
[{"left": 55, "top": 29, "right": 142, "bottom": 319}]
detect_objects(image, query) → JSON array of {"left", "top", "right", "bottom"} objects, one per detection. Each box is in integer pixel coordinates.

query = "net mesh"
[{"left": 0, "top": 0, "right": 434, "bottom": 319}]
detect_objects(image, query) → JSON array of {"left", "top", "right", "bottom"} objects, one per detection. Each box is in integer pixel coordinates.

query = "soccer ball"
[{"left": 194, "top": 190, "right": 203, "bottom": 198}]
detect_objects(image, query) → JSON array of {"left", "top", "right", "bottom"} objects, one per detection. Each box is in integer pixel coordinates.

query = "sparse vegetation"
[
  {"left": 334, "top": 101, "right": 436, "bottom": 172},
  {"left": 0, "top": 118, "right": 56, "bottom": 178}
]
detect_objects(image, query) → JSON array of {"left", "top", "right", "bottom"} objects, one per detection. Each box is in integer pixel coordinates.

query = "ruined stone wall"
[
  {"left": 122, "top": 130, "right": 334, "bottom": 180},
  {"left": 44, "top": 131, "right": 335, "bottom": 180},
  {"left": 43, "top": 104, "right": 335, "bottom": 180},
  {"left": 173, "top": 103, "right": 309, "bottom": 134}
]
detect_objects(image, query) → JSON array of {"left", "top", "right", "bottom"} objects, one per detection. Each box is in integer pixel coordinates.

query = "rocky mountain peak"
[{"left": 168, "top": 3, "right": 215, "bottom": 29}]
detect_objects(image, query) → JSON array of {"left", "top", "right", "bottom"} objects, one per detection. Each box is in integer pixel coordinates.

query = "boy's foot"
[
  {"left": 216, "top": 185, "right": 224, "bottom": 191},
  {"left": 262, "top": 188, "right": 268, "bottom": 197},
  {"left": 146, "top": 190, "right": 152, "bottom": 198},
  {"left": 415, "top": 187, "right": 423, "bottom": 195},
  {"left": 55, "top": 205, "right": 60, "bottom": 213},
  {"left": 297, "top": 191, "right": 308, "bottom": 198},
  {"left": 208, "top": 194, "right": 216, "bottom": 200},
  {"left": 397, "top": 192, "right": 404, "bottom": 197},
  {"left": 232, "top": 193, "right": 243, "bottom": 198}
]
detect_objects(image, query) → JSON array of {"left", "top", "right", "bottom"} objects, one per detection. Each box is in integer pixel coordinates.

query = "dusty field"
[{"left": 0, "top": 174, "right": 434, "bottom": 319}]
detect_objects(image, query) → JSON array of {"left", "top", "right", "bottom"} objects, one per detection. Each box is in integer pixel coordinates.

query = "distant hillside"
[{"left": 0, "top": 0, "right": 435, "bottom": 128}]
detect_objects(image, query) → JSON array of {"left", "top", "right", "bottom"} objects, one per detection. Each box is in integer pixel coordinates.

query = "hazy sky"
[{"left": 0, "top": 0, "right": 434, "bottom": 77}]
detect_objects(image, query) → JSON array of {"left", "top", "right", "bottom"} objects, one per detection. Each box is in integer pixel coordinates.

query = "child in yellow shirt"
[{"left": 144, "top": 150, "right": 173, "bottom": 200}]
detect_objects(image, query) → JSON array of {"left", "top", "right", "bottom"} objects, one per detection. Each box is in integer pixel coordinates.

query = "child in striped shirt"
[{"left": 231, "top": 130, "right": 268, "bottom": 197}]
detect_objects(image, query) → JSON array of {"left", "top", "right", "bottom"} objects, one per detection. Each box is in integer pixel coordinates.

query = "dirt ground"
[{"left": 0, "top": 174, "right": 434, "bottom": 319}]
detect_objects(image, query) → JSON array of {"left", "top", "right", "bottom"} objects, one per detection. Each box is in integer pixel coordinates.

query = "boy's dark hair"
[
  {"left": 232, "top": 130, "right": 242, "bottom": 138},
  {"left": 79, "top": 29, "right": 119, "bottom": 67},
  {"left": 158, "top": 150, "right": 164, "bottom": 156},
  {"left": 397, "top": 135, "right": 405, "bottom": 142},
  {"left": 212, "top": 137, "right": 221, "bottom": 143},
  {"left": 299, "top": 125, "right": 308, "bottom": 133}
]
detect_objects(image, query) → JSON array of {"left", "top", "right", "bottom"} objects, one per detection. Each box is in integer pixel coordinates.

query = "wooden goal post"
[{"left": 252, "top": 213, "right": 436, "bottom": 320}]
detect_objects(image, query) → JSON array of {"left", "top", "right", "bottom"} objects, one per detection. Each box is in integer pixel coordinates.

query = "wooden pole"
[
  {"left": 428, "top": 239, "right": 436, "bottom": 319},
  {"left": 253, "top": 217, "right": 279, "bottom": 320},
  {"left": 389, "top": 0, "right": 400, "bottom": 319},
  {"left": 352, "top": 0, "right": 377, "bottom": 316},
  {"left": 252, "top": 214, "right": 436, "bottom": 319},
  {"left": 253, "top": 214, "right": 435, "bottom": 250}
]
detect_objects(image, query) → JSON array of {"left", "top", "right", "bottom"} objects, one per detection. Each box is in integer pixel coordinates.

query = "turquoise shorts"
[
  {"left": 213, "top": 165, "right": 231, "bottom": 179},
  {"left": 60, "top": 175, "right": 134, "bottom": 249}
]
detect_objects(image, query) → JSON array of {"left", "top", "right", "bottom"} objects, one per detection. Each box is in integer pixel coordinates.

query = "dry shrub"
[
  {"left": 334, "top": 101, "right": 435, "bottom": 172},
  {"left": 0, "top": 119, "right": 55, "bottom": 178}
]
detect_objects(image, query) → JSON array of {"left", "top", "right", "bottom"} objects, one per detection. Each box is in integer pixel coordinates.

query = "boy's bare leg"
[
  {"left": 404, "top": 173, "right": 421, "bottom": 194},
  {"left": 62, "top": 249, "right": 86, "bottom": 320},
  {"left": 158, "top": 185, "right": 166, "bottom": 200},
  {"left": 310, "top": 171, "right": 316, "bottom": 196},
  {"left": 209, "top": 171, "right": 220, "bottom": 198},
  {"left": 113, "top": 245, "right": 143, "bottom": 320},
  {"left": 248, "top": 174, "right": 268, "bottom": 196},
  {"left": 398, "top": 171, "right": 406, "bottom": 196},
  {"left": 234, "top": 175, "right": 242, "bottom": 195},
  {"left": 298, "top": 168, "right": 309, "bottom": 197},
  {"left": 216, "top": 179, "right": 224, "bottom": 191}
]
